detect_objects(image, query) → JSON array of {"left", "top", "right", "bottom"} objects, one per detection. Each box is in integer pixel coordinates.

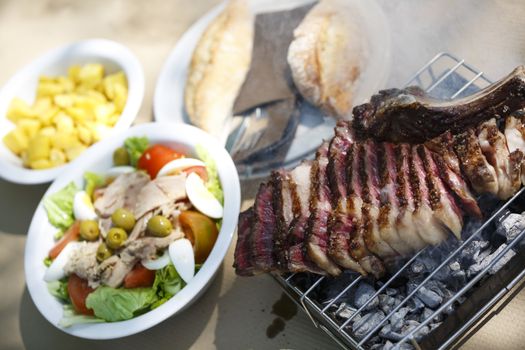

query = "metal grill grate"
[{"left": 272, "top": 52, "right": 525, "bottom": 349}]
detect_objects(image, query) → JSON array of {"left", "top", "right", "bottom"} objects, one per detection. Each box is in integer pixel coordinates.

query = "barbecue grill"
[{"left": 272, "top": 53, "right": 525, "bottom": 350}]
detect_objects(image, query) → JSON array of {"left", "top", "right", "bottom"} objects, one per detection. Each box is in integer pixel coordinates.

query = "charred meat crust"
[
  {"left": 233, "top": 208, "right": 256, "bottom": 276},
  {"left": 305, "top": 141, "right": 341, "bottom": 276},
  {"left": 352, "top": 66, "right": 525, "bottom": 143}
]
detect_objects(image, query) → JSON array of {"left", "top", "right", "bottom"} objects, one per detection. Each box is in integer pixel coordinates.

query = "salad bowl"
[
  {"left": 24, "top": 122, "right": 241, "bottom": 339},
  {"left": 0, "top": 38, "right": 144, "bottom": 184}
]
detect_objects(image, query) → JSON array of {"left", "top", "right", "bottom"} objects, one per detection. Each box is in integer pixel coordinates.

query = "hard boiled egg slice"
[
  {"left": 142, "top": 250, "right": 170, "bottom": 270},
  {"left": 44, "top": 242, "right": 81, "bottom": 282},
  {"left": 169, "top": 238, "right": 195, "bottom": 283},
  {"left": 185, "top": 172, "right": 223, "bottom": 219},
  {"left": 157, "top": 158, "right": 205, "bottom": 177},
  {"left": 73, "top": 191, "right": 98, "bottom": 221},
  {"left": 105, "top": 166, "right": 135, "bottom": 178}
]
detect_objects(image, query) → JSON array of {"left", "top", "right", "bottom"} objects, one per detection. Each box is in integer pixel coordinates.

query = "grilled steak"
[
  {"left": 394, "top": 144, "right": 427, "bottom": 251},
  {"left": 505, "top": 112, "right": 525, "bottom": 187},
  {"left": 327, "top": 122, "right": 366, "bottom": 275},
  {"left": 360, "top": 140, "right": 399, "bottom": 258},
  {"left": 347, "top": 143, "right": 385, "bottom": 277},
  {"left": 234, "top": 66, "right": 525, "bottom": 278},
  {"left": 352, "top": 66, "right": 525, "bottom": 143},
  {"left": 417, "top": 145, "right": 463, "bottom": 238},
  {"left": 250, "top": 183, "right": 277, "bottom": 272},
  {"left": 478, "top": 118, "right": 519, "bottom": 199},
  {"left": 377, "top": 142, "right": 412, "bottom": 255},
  {"left": 453, "top": 129, "right": 499, "bottom": 196},
  {"left": 287, "top": 161, "right": 324, "bottom": 274},
  {"left": 409, "top": 146, "right": 449, "bottom": 245},
  {"left": 306, "top": 141, "right": 341, "bottom": 276},
  {"left": 425, "top": 132, "right": 482, "bottom": 218}
]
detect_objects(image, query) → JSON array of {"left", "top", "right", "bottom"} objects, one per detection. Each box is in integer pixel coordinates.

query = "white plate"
[
  {"left": 0, "top": 39, "right": 145, "bottom": 184},
  {"left": 24, "top": 122, "right": 241, "bottom": 339},
  {"left": 153, "top": 0, "right": 391, "bottom": 176}
]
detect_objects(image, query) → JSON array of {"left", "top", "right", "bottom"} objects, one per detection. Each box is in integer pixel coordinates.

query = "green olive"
[
  {"left": 96, "top": 243, "right": 113, "bottom": 262},
  {"left": 147, "top": 215, "right": 173, "bottom": 237},
  {"left": 79, "top": 220, "right": 100, "bottom": 241},
  {"left": 113, "top": 147, "right": 130, "bottom": 166},
  {"left": 111, "top": 208, "right": 136, "bottom": 232},
  {"left": 106, "top": 227, "right": 128, "bottom": 249}
]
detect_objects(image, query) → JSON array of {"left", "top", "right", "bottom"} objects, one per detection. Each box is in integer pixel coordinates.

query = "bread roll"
[
  {"left": 287, "top": 0, "right": 364, "bottom": 118},
  {"left": 184, "top": 0, "right": 253, "bottom": 140}
]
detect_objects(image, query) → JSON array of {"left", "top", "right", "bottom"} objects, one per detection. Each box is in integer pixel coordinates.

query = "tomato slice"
[
  {"left": 137, "top": 144, "right": 184, "bottom": 179},
  {"left": 123, "top": 263, "right": 156, "bottom": 288},
  {"left": 68, "top": 274, "right": 94, "bottom": 316},
  {"left": 49, "top": 221, "right": 80, "bottom": 259},
  {"left": 179, "top": 211, "right": 218, "bottom": 264},
  {"left": 184, "top": 166, "right": 208, "bottom": 182}
]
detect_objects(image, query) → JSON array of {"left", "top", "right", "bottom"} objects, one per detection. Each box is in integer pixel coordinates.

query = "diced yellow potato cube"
[
  {"left": 54, "top": 94, "right": 75, "bottom": 109},
  {"left": 77, "top": 125, "right": 93, "bottom": 145},
  {"left": 37, "top": 82, "right": 63, "bottom": 98},
  {"left": 56, "top": 77, "right": 75, "bottom": 93},
  {"left": 39, "top": 126, "right": 56, "bottom": 137},
  {"left": 33, "top": 98, "right": 57, "bottom": 126},
  {"left": 50, "top": 148, "right": 67, "bottom": 166},
  {"left": 27, "top": 135, "right": 51, "bottom": 162},
  {"left": 68, "top": 65, "right": 81, "bottom": 83},
  {"left": 3, "top": 128, "right": 28, "bottom": 155},
  {"left": 73, "top": 95, "right": 98, "bottom": 110},
  {"left": 55, "top": 113, "right": 75, "bottom": 134},
  {"left": 65, "top": 144, "right": 87, "bottom": 161},
  {"left": 66, "top": 107, "right": 94, "bottom": 123},
  {"left": 33, "top": 97, "right": 52, "bottom": 113},
  {"left": 30, "top": 159, "right": 53, "bottom": 170},
  {"left": 103, "top": 71, "right": 127, "bottom": 100},
  {"left": 7, "top": 98, "right": 35, "bottom": 123},
  {"left": 95, "top": 103, "right": 115, "bottom": 124},
  {"left": 78, "top": 64, "right": 104, "bottom": 89},
  {"left": 51, "top": 132, "right": 79, "bottom": 150},
  {"left": 18, "top": 118, "right": 42, "bottom": 139},
  {"left": 84, "top": 90, "right": 107, "bottom": 103},
  {"left": 113, "top": 84, "right": 127, "bottom": 113}
]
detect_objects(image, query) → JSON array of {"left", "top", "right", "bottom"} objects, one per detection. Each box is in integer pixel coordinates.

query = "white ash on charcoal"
[
  {"left": 352, "top": 311, "right": 386, "bottom": 339},
  {"left": 467, "top": 243, "right": 516, "bottom": 277},
  {"left": 496, "top": 212, "right": 525, "bottom": 242},
  {"left": 354, "top": 282, "right": 379, "bottom": 310},
  {"left": 334, "top": 302, "right": 359, "bottom": 320},
  {"left": 320, "top": 212, "right": 525, "bottom": 349}
]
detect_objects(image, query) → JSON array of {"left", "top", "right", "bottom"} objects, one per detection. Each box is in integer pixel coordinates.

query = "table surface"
[{"left": 2, "top": 0, "right": 525, "bottom": 349}]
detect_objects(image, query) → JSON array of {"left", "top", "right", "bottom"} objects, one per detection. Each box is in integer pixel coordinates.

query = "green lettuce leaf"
[
  {"left": 43, "top": 182, "right": 78, "bottom": 230},
  {"left": 85, "top": 286, "right": 157, "bottom": 322},
  {"left": 84, "top": 171, "right": 105, "bottom": 197},
  {"left": 195, "top": 144, "right": 223, "bottom": 204},
  {"left": 150, "top": 264, "right": 185, "bottom": 309},
  {"left": 59, "top": 305, "right": 104, "bottom": 328},
  {"left": 47, "top": 280, "right": 69, "bottom": 302},
  {"left": 124, "top": 136, "right": 149, "bottom": 167},
  {"left": 154, "top": 264, "right": 184, "bottom": 297}
]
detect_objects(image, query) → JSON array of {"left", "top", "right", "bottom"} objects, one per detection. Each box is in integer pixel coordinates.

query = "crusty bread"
[
  {"left": 184, "top": 0, "right": 253, "bottom": 140},
  {"left": 287, "top": 0, "right": 364, "bottom": 118}
]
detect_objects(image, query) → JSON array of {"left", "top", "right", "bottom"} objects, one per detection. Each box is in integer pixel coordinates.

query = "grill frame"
[{"left": 272, "top": 52, "right": 525, "bottom": 349}]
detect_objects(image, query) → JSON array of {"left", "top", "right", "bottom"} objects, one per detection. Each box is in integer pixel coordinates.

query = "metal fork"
[{"left": 226, "top": 107, "right": 266, "bottom": 156}]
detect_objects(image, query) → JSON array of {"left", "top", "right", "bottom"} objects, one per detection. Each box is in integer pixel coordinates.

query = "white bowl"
[
  {"left": 24, "top": 122, "right": 241, "bottom": 339},
  {"left": 0, "top": 39, "right": 145, "bottom": 184}
]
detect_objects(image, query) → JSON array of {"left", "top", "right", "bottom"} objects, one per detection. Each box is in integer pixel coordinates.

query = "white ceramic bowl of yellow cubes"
[{"left": 0, "top": 39, "right": 144, "bottom": 184}]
